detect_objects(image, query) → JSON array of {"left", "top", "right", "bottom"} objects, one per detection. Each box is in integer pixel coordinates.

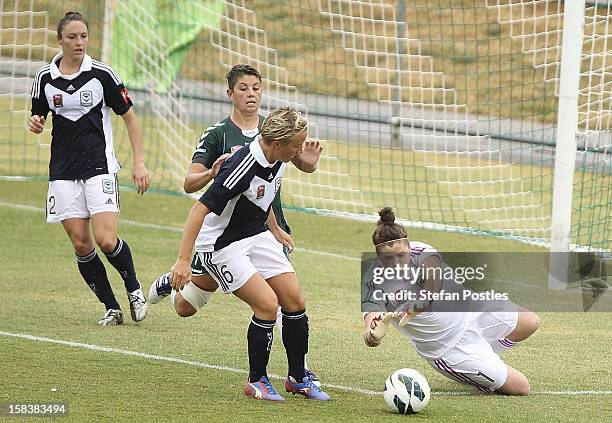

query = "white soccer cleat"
[
  {"left": 147, "top": 273, "right": 172, "bottom": 304},
  {"left": 127, "top": 288, "right": 147, "bottom": 322},
  {"left": 98, "top": 309, "right": 123, "bottom": 326}
]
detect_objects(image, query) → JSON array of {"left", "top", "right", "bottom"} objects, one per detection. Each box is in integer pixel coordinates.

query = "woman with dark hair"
[
  {"left": 362, "top": 207, "right": 540, "bottom": 395},
  {"left": 29, "top": 11, "right": 150, "bottom": 326}
]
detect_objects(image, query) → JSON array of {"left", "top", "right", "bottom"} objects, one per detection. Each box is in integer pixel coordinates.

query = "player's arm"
[
  {"left": 184, "top": 127, "right": 228, "bottom": 193},
  {"left": 291, "top": 138, "right": 322, "bottom": 173},
  {"left": 183, "top": 152, "right": 229, "bottom": 193},
  {"left": 267, "top": 207, "right": 294, "bottom": 253},
  {"left": 102, "top": 69, "right": 149, "bottom": 195},
  {"left": 121, "top": 108, "right": 149, "bottom": 195},
  {"left": 363, "top": 312, "right": 394, "bottom": 347},
  {"left": 29, "top": 75, "right": 49, "bottom": 134},
  {"left": 170, "top": 201, "right": 211, "bottom": 290}
]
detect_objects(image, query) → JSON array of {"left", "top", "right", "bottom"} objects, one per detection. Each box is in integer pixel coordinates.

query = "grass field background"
[{"left": 1, "top": 179, "right": 611, "bottom": 422}]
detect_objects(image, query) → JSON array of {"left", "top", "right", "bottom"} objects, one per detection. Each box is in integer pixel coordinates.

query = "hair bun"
[
  {"left": 65, "top": 11, "right": 82, "bottom": 18},
  {"left": 377, "top": 207, "right": 395, "bottom": 224}
]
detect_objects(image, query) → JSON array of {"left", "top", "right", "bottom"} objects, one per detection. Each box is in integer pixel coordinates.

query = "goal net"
[{"left": 1, "top": 0, "right": 609, "bottom": 251}]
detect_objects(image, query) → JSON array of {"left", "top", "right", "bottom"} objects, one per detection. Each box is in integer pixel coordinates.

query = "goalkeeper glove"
[{"left": 363, "top": 313, "right": 393, "bottom": 347}]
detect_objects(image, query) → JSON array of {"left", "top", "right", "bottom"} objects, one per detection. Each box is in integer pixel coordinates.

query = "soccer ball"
[{"left": 383, "top": 368, "right": 431, "bottom": 414}]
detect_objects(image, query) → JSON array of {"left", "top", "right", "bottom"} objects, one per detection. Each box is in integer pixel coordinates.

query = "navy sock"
[
  {"left": 282, "top": 309, "right": 308, "bottom": 381},
  {"left": 76, "top": 250, "right": 120, "bottom": 310},
  {"left": 104, "top": 239, "right": 140, "bottom": 292},
  {"left": 247, "top": 316, "right": 275, "bottom": 383}
]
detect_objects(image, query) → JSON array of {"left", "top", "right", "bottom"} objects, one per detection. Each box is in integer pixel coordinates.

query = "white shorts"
[
  {"left": 427, "top": 311, "right": 518, "bottom": 393},
  {"left": 197, "top": 231, "right": 294, "bottom": 294},
  {"left": 46, "top": 174, "right": 120, "bottom": 223}
]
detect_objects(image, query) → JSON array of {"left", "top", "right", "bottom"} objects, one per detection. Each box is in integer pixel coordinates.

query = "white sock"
[{"left": 492, "top": 338, "right": 517, "bottom": 355}]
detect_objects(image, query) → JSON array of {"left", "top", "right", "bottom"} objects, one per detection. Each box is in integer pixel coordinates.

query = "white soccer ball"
[{"left": 383, "top": 368, "right": 431, "bottom": 414}]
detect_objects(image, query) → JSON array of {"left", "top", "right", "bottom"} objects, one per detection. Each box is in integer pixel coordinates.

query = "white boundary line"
[
  {"left": 0, "top": 201, "right": 360, "bottom": 261},
  {"left": 2, "top": 331, "right": 611, "bottom": 397}
]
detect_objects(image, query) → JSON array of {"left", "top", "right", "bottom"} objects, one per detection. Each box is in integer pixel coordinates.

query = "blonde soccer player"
[{"left": 170, "top": 108, "right": 330, "bottom": 401}]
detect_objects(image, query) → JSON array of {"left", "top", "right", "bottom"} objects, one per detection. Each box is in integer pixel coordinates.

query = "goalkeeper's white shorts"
[
  {"left": 197, "top": 231, "right": 294, "bottom": 294},
  {"left": 427, "top": 311, "right": 518, "bottom": 393}
]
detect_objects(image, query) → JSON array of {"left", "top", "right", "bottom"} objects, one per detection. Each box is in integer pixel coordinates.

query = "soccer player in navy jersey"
[
  {"left": 362, "top": 208, "right": 540, "bottom": 395},
  {"left": 169, "top": 108, "right": 330, "bottom": 401},
  {"left": 29, "top": 12, "right": 149, "bottom": 326},
  {"left": 147, "top": 64, "right": 322, "bottom": 385}
]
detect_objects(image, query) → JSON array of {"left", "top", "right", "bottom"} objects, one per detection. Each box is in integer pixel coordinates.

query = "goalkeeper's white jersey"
[
  {"left": 394, "top": 243, "right": 469, "bottom": 359},
  {"left": 364, "top": 241, "right": 470, "bottom": 359}
]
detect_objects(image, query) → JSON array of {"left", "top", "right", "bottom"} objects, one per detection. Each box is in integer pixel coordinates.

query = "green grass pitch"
[{"left": 1, "top": 180, "right": 610, "bottom": 422}]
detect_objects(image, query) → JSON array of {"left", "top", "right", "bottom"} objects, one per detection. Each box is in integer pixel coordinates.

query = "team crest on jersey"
[
  {"left": 256, "top": 185, "right": 265, "bottom": 199},
  {"left": 275, "top": 178, "right": 282, "bottom": 193},
  {"left": 52, "top": 94, "right": 63, "bottom": 108},
  {"left": 230, "top": 145, "right": 243, "bottom": 154},
  {"left": 80, "top": 90, "right": 93, "bottom": 106},
  {"left": 102, "top": 179, "right": 114, "bottom": 194}
]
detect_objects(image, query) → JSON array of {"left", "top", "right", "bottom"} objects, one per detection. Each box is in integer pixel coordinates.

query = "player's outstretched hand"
[
  {"left": 28, "top": 115, "right": 46, "bottom": 134},
  {"left": 364, "top": 312, "right": 393, "bottom": 347},
  {"left": 170, "top": 258, "right": 191, "bottom": 291},
  {"left": 211, "top": 153, "right": 230, "bottom": 177},
  {"left": 298, "top": 138, "right": 323, "bottom": 169}
]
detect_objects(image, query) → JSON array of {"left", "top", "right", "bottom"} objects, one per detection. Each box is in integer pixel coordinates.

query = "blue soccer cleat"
[
  {"left": 244, "top": 376, "right": 285, "bottom": 401},
  {"left": 305, "top": 368, "right": 321, "bottom": 388},
  {"left": 285, "top": 375, "right": 331, "bottom": 401}
]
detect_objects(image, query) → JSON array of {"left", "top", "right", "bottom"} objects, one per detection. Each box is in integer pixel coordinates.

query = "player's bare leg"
[
  {"left": 149, "top": 272, "right": 218, "bottom": 317},
  {"left": 493, "top": 311, "right": 538, "bottom": 395},
  {"left": 173, "top": 274, "right": 218, "bottom": 317},
  {"left": 496, "top": 365, "right": 531, "bottom": 396},
  {"left": 506, "top": 311, "right": 540, "bottom": 342}
]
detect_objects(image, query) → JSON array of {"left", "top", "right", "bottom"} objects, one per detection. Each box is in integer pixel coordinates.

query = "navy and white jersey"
[
  {"left": 30, "top": 53, "right": 132, "bottom": 181},
  {"left": 195, "top": 139, "right": 286, "bottom": 252},
  {"left": 190, "top": 116, "right": 291, "bottom": 235}
]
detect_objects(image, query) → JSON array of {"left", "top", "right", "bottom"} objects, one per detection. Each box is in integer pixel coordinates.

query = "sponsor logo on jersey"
[
  {"left": 120, "top": 87, "right": 131, "bottom": 105},
  {"left": 256, "top": 184, "right": 265, "bottom": 199},
  {"left": 267, "top": 173, "right": 274, "bottom": 180},
  {"left": 105, "top": 198, "right": 114, "bottom": 205},
  {"left": 53, "top": 94, "right": 63, "bottom": 108},
  {"left": 80, "top": 90, "right": 93, "bottom": 106},
  {"left": 67, "top": 84, "right": 75, "bottom": 92},
  {"left": 102, "top": 179, "right": 114, "bottom": 194},
  {"left": 230, "top": 145, "right": 243, "bottom": 154}
]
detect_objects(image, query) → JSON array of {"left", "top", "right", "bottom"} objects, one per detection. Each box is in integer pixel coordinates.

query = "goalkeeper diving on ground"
[{"left": 361, "top": 207, "right": 540, "bottom": 395}]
